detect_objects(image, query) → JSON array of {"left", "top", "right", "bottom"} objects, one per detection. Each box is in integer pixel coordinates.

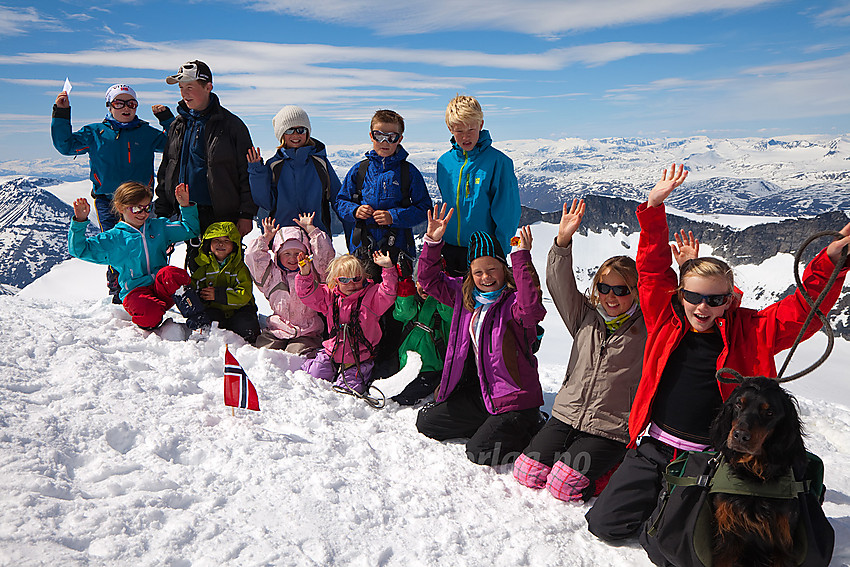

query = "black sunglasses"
[
  {"left": 371, "top": 130, "right": 401, "bottom": 144},
  {"left": 129, "top": 203, "right": 153, "bottom": 214},
  {"left": 284, "top": 126, "right": 308, "bottom": 135},
  {"left": 596, "top": 282, "right": 631, "bottom": 297},
  {"left": 680, "top": 289, "right": 731, "bottom": 307},
  {"left": 109, "top": 99, "right": 138, "bottom": 109}
]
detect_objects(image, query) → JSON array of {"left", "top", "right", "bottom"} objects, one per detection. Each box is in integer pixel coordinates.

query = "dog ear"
[
  {"left": 710, "top": 391, "right": 738, "bottom": 450},
  {"left": 763, "top": 385, "right": 805, "bottom": 469}
]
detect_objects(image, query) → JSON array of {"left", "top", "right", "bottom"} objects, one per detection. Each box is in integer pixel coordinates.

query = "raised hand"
[
  {"left": 648, "top": 163, "right": 688, "bottom": 208},
  {"left": 556, "top": 198, "right": 585, "bottom": 247},
  {"left": 72, "top": 197, "right": 90, "bottom": 221},
  {"left": 373, "top": 250, "right": 393, "bottom": 268},
  {"left": 518, "top": 225, "right": 533, "bottom": 251},
  {"left": 827, "top": 221, "right": 850, "bottom": 267},
  {"left": 262, "top": 216, "right": 281, "bottom": 244},
  {"left": 293, "top": 212, "right": 315, "bottom": 232},
  {"left": 55, "top": 91, "right": 69, "bottom": 108},
  {"left": 174, "top": 183, "right": 190, "bottom": 207},
  {"left": 246, "top": 147, "right": 263, "bottom": 164},
  {"left": 426, "top": 203, "right": 454, "bottom": 242},
  {"left": 671, "top": 229, "right": 700, "bottom": 266},
  {"left": 151, "top": 104, "right": 167, "bottom": 115},
  {"left": 297, "top": 252, "right": 312, "bottom": 275}
]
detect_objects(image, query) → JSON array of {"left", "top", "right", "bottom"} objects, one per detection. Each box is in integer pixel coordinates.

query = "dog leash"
[{"left": 717, "top": 230, "right": 848, "bottom": 385}]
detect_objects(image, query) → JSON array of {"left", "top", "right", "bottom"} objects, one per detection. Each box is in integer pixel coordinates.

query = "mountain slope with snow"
[{"left": 2, "top": 221, "right": 850, "bottom": 566}]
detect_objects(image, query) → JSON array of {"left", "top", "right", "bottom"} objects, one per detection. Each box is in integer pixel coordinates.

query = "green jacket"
[
  {"left": 393, "top": 294, "right": 452, "bottom": 373},
  {"left": 190, "top": 222, "right": 255, "bottom": 316}
]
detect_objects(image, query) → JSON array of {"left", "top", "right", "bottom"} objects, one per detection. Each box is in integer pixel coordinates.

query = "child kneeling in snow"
[
  {"left": 245, "top": 212, "right": 335, "bottom": 355},
  {"left": 68, "top": 181, "right": 210, "bottom": 331},
  {"left": 390, "top": 274, "right": 452, "bottom": 405},
  {"left": 415, "top": 205, "right": 546, "bottom": 466},
  {"left": 295, "top": 252, "right": 398, "bottom": 394},
  {"left": 190, "top": 221, "right": 260, "bottom": 344}
]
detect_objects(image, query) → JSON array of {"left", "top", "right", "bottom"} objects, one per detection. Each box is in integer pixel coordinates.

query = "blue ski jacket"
[
  {"left": 335, "top": 146, "right": 431, "bottom": 257},
  {"left": 51, "top": 106, "right": 174, "bottom": 198},
  {"left": 68, "top": 204, "right": 200, "bottom": 300},
  {"left": 248, "top": 139, "right": 342, "bottom": 234},
  {"left": 436, "top": 129, "right": 520, "bottom": 252}
]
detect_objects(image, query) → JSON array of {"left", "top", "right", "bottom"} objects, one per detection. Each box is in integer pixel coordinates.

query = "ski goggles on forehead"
[
  {"left": 129, "top": 203, "right": 153, "bottom": 214},
  {"left": 371, "top": 130, "right": 401, "bottom": 144},
  {"left": 109, "top": 99, "right": 138, "bottom": 109},
  {"left": 336, "top": 275, "right": 363, "bottom": 284},
  {"left": 284, "top": 126, "right": 308, "bottom": 135},
  {"left": 680, "top": 289, "right": 731, "bottom": 307},
  {"left": 596, "top": 282, "right": 631, "bottom": 297}
]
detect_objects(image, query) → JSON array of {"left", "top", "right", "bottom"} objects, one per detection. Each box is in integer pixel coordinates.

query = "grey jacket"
[{"left": 547, "top": 240, "right": 646, "bottom": 444}]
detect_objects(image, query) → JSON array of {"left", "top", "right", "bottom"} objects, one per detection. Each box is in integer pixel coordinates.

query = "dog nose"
[{"left": 732, "top": 429, "right": 751, "bottom": 443}]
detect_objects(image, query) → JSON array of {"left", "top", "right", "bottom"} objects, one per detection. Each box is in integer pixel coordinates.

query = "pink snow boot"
[
  {"left": 513, "top": 453, "right": 552, "bottom": 489},
  {"left": 545, "top": 460, "right": 590, "bottom": 502}
]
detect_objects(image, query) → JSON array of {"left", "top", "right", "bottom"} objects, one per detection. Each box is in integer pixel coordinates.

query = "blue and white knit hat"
[{"left": 467, "top": 231, "right": 507, "bottom": 267}]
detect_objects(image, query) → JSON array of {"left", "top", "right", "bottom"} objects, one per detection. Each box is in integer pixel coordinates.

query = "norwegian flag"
[{"left": 224, "top": 346, "right": 260, "bottom": 411}]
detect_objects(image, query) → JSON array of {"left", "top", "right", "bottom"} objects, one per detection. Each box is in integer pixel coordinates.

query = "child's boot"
[{"left": 172, "top": 285, "right": 211, "bottom": 333}]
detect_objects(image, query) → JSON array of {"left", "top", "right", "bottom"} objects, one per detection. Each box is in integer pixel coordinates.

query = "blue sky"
[{"left": 1, "top": 0, "right": 849, "bottom": 162}]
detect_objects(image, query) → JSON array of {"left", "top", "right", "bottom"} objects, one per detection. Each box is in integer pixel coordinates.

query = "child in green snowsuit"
[
  {"left": 391, "top": 276, "right": 452, "bottom": 405},
  {"left": 190, "top": 221, "right": 260, "bottom": 344}
]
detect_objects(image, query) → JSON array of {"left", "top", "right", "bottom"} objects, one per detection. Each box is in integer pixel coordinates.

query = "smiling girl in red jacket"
[{"left": 586, "top": 164, "right": 850, "bottom": 542}]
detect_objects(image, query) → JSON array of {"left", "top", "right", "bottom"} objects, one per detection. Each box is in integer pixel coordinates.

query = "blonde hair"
[
  {"left": 371, "top": 109, "right": 405, "bottom": 133},
  {"left": 111, "top": 181, "right": 152, "bottom": 216},
  {"left": 326, "top": 254, "right": 366, "bottom": 290},
  {"left": 461, "top": 261, "right": 518, "bottom": 312},
  {"left": 445, "top": 95, "right": 483, "bottom": 129},
  {"left": 589, "top": 256, "right": 639, "bottom": 308},
  {"left": 677, "top": 257, "right": 735, "bottom": 293}
]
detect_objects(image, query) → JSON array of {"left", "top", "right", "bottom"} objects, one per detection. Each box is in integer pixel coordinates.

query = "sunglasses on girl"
[
  {"left": 129, "top": 203, "right": 153, "bottom": 214},
  {"left": 336, "top": 275, "right": 363, "bottom": 284},
  {"left": 109, "top": 99, "right": 138, "bottom": 109},
  {"left": 284, "top": 126, "right": 308, "bottom": 135},
  {"left": 680, "top": 289, "right": 731, "bottom": 307},
  {"left": 371, "top": 130, "right": 401, "bottom": 144},
  {"left": 596, "top": 282, "right": 631, "bottom": 297}
]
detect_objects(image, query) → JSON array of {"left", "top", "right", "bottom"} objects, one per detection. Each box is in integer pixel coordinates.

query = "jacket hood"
[
  {"left": 450, "top": 129, "right": 493, "bottom": 156},
  {"left": 271, "top": 225, "right": 311, "bottom": 255},
  {"left": 196, "top": 221, "right": 243, "bottom": 267}
]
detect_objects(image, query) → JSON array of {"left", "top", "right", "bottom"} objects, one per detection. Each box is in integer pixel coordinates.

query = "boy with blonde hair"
[{"left": 436, "top": 95, "right": 520, "bottom": 276}]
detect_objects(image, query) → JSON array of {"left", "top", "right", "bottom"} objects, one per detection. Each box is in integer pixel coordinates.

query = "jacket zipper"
[{"left": 455, "top": 151, "right": 468, "bottom": 244}]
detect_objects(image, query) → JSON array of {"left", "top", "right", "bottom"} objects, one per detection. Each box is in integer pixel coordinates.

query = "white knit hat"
[
  {"left": 273, "top": 106, "right": 311, "bottom": 143},
  {"left": 105, "top": 84, "right": 137, "bottom": 103}
]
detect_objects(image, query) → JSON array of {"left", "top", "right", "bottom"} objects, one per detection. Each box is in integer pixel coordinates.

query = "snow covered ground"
[{"left": 2, "top": 219, "right": 850, "bottom": 566}]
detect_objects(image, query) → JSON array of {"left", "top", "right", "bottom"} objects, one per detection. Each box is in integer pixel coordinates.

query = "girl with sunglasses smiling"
[
  {"left": 247, "top": 105, "right": 342, "bottom": 235},
  {"left": 514, "top": 199, "right": 695, "bottom": 502},
  {"left": 69, "top": 181, "right": 212, "bottom": 333},
  {"left": 295, "top": 251, "right": 398, "bottom": 395},
  {"left": 52, "top": 83, "right": 174, "bottom": 302},
  {"left": 587, "top": 164, "right": 850, "bottom": 543}
]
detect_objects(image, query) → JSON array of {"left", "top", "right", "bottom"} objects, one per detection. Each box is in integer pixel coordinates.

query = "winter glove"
[{"left": 397, "top": 277, "right": 416, "bottom": 298}]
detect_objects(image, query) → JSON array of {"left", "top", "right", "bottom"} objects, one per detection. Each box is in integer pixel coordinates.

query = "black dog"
[{"left": 708, "top": 376, "right": 806, "bottom": 567}]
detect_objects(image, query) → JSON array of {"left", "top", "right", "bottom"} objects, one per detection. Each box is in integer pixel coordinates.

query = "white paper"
[{"left": 63, "top": 78, "right": 72, "bottom": 94}]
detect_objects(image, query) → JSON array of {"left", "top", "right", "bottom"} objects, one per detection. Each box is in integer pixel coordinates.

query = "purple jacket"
[{"left": 417, "top": 239, "right": 546, "bottom": 415}]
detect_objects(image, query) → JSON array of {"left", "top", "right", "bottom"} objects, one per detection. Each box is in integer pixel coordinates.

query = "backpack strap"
[{"left": 310, "top": 155, "right": 332, "bottom": 232}]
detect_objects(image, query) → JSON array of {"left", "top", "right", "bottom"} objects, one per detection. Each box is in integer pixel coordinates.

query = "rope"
[
  {"left": 715, "top": 230, "right": 847, "bottom": 385},
  {"left": 329, "top": 313, "right": 385, "bottom": 409}
]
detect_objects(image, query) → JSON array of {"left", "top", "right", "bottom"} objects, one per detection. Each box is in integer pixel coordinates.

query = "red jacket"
[{"left": 628, "top": 202, "right": 848, "bottom": 446}]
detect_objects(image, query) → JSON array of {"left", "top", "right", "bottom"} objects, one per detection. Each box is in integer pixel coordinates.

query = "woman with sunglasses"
[
  {"left": 587, "top": 164, "right": 850, "bottom": 543},
  {"left": 295, "top": 251, "right": 398, "bottom": 395},
  {"left": 515, "top": 198, "right": 658, "bottom": 502},
  {"left": 69, "top": 181, "right": 211, "bottom": 333},
  {"left": 247, "top": 105, "right": 342, "bottom": 235},
  {"left": 52, "top": 83, "right": 174, "bottom": 302}
]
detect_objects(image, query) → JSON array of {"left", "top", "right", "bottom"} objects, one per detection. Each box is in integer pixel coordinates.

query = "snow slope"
[{"left": 2, "top": 222, "right": 850, "bottom": 566}]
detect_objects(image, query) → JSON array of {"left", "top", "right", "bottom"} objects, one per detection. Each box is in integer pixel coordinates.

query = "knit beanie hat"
[
  {"left": 105, "top": 84, "right": 137, "bottom": 104},
  {"left": 273, "top": 106, "right": 311, "bottom": 143},
  {"left": 279, "top": 238, "right": 307, "bottom": 254},
  {"left": 467, "top": 232, "right": 507, "bottom": 267}
]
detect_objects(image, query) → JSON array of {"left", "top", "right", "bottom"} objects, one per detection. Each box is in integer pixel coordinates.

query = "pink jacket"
[
  {"left": 244, "top": 226, "right": 334, "bottom": 339},
  {"left": 296, "top": 267, "right": 398, "bottom": 364}
]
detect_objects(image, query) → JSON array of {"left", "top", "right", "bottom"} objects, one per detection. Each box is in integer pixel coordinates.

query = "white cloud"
[
  {"left": 814, "top": 2, "right": 850, "bottom": 26},
  {"left": 0, "top": 5, "right": 68, "bottom": 37},
  {"left": 245, "top": 0, "right": 779, "bottom": 35}
]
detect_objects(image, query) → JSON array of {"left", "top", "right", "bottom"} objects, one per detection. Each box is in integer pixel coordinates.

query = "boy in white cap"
[
  {"left": 52, "top": 83, "right": 174, "bottom": 301},
  {"left": 247, "top": 105, "right": 342, "bottom": 235},
  {"left": 155, "top": 60, "right": 256, "bottom": 268}
]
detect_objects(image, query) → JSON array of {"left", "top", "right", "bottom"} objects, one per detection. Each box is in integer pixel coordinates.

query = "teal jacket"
[
  {"left": 393, "top": 294, "right": 452, "bottom": 373},
  {"left": 190, "top": 222, "right": 255, "bottom": 316},
  {"left": 51, "top": 106, "right": 174, "bottom": 197},
  {"left": 436, "top": 129, "right": 520, "bottom": 252},
  {"left": 68, "top": 204, "right": 199, "bottom": 299}
]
